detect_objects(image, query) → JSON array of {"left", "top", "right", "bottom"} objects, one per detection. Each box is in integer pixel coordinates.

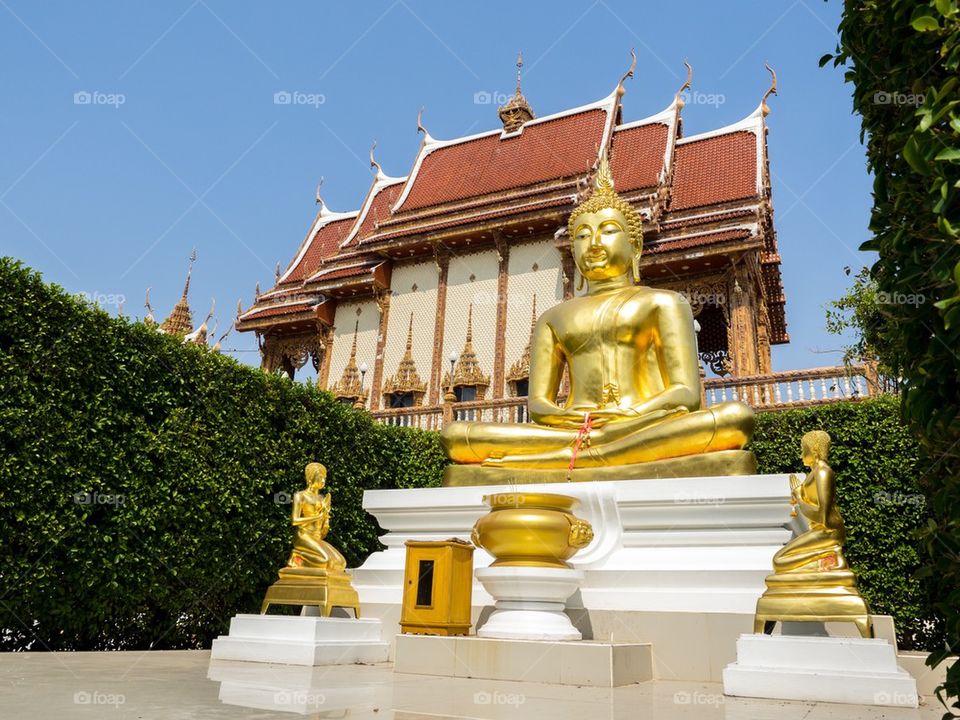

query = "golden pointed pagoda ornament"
[
  {"left": 443, "top": 304, "right": 490, "bottom": 400},
  {"left": 506, "top": 295, "right": 537, "bottom": 396},
  {"left": 498, "top": 51, "right": 535, "bottom": 133},
  {"left": 160, "top": 249, "right": 197, "bottom": 336},
  {"left": 381, "top": 314, "right": 427, "bottom": 407},
  {"left": 330, "top": 321, "right": 369, "bottom": 408}
]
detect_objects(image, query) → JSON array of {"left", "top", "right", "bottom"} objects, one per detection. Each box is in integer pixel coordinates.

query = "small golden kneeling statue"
[
  {"left": 261, "top": 462, "right": 361, "bottom": 618},
  {"left": 754, "top": 431, "right": 872, "bottom": 638}
]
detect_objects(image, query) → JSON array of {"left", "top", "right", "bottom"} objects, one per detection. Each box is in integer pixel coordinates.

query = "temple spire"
[
  {"left": 445, "top": 304, "right": 490, "bottom": 399},
  {"left": 330, "top": 320, "right": 367, "bottom": 406},
  {"left": 498, "top": 50, "right": 535, "bottom": 133},
  {"left": 506, "top": 296, "right": 537, "bottom": 393},
  {"left": 381, "top": 313, "right": 428, "bottom": 405},
  {"left": 160, "top": 249, "right": 196, "bottom": 336}
]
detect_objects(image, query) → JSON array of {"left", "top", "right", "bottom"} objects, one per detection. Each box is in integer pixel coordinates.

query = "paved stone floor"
[{"left": 0, "top": 650, "right": 943, "bottom": 719}]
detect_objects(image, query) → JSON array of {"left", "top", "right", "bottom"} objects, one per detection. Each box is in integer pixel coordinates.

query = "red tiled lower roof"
[
  {"left": 610, "top": 122, "right": 669, "bottom": 192},
  {"left": 242, "top": 301, "right": 314, "bottom": 320},
  {"left": 670, "top": 131, "right": 758, "bottom": 211},
  {"left": 282, "top": 216, "right": 355, "bottom": 284},
  {"left": 364, "top": 194, "right": 572, "bottom": 244},
  {"left": 310, "top": 263, "right": 377, "bottom": 283},
  {"left": 397, "top": 109, "right": 607, "bottom": 212},
  {"left": 646, "top": 228, "right": 754, "bottom": 254},
  {"left": 347, "top": 182, "right": 405, "bottom": 247},
  {"left": 659, "top": 207, "right": 756, "bottom": 232}
]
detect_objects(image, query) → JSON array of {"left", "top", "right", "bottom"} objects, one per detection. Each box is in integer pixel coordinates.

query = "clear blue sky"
[{"left": 0, "top": 0, "right": 870, "bottom": 372}]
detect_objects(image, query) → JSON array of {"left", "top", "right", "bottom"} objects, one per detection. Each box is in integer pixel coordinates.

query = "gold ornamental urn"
[{"left": 471, "top": 492, "right": 594, "bottom": 569}]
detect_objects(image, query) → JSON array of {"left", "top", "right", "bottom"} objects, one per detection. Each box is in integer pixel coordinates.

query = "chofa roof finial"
[
  {"left": 675, "top": 58, "right": 693, "bottom": 107},
  {"left": 616, "top": 48, "right": 637, "bottom": 97},
  {"left": 761, "top": 62, "right": 777, "bottom": 117},
  {"left": 315, "top": 176, "right": 324, "bottom": 206},
  {"left": 370, "top": 140, "right": 383, "bottom": 177}
]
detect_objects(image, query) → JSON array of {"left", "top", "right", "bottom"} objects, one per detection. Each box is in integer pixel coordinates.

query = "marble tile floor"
[{"left": 0, "top": 650, "right": 945, "bottom": 719}]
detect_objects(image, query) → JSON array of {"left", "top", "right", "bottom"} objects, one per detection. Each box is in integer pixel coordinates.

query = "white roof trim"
[
  {"left": 277, "top": 204, "right": 359, "bottom": 285},
  {"left": 391, "top": 88, "right": 620, "bottom": 214},
  {"left": 339, "top": 174, "right": 407, "bottom": 249},
  {"left": 676, "top": 104, "right": 766, "bottom": 196}
]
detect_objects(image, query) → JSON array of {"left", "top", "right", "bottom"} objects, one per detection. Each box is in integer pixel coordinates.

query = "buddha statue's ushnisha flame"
[{"left": 568, "top": 156, "right": 644, "bottom": 282}]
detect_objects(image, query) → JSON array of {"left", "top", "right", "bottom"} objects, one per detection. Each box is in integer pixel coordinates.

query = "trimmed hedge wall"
[
  {"left": 0, "top": 258, "right": 940, "bottom": 652},
  {"left": 0, "top": 258, "right": 443, "bottom": 650}
]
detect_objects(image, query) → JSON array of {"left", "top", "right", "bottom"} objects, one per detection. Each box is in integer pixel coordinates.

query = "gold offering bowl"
[{"left": 471, "top": 492, "right": 594, "bottom": 569}]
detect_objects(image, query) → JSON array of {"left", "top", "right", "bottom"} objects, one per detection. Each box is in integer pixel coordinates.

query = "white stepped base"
[
  {"left": 210, "top": 614, "right": 389, "bottom": 667},
  {"left": 723, "top": 634, "right": 918, "bottom": 707},
  {"left": 475, "top": 566, "right": 584, "bottom": 641},
  {"left": 395, "top": 634, "right": 653, "bottom": 687},
  {"left": 355, "top": 474, "right": 794, "bottom": 614}
]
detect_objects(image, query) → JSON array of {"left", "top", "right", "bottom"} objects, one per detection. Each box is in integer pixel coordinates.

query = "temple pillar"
[
  {"left": 492, "top": 236, "right": 510, "bottom": 399},
  {"left": 727, "top": 263, "right": 760, "bottom": 377},
  {"left": 317, "top": 326, "right": 334, "bottom": 389},
  {"left": 757, "top": 304, "right": 773, "bottom": 376},
  {"left": 369, "top": 290, "right": 391, "bottom": 410},
  {"left": 428, "top": 250, "right": 450, "bottom": 405}
]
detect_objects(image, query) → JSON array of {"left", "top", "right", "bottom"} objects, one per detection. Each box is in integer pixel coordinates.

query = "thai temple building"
[{"left": 235, "top": 55, "right": 877, "bottom": 423}]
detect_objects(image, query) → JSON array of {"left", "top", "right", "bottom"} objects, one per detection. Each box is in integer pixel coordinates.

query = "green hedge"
[
  {"left": 751, "top": 396, "right": 941, "bottom": 652},
  {"left": 0, "top": 258, "right": 443, "bottom": 650},
  {"left": 0, "top": 258, "right": 940, "bottom": 653}
]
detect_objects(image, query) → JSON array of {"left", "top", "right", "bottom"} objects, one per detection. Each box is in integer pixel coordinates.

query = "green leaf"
[
  {"left": 911, "top": 13, "right": 940, "bottom": 31},
  {"left": 933, "top": 147, "right": 960, "bottom": 160},
  {"left": 902, "top": 135, "right": 931, "bottom": 175}
]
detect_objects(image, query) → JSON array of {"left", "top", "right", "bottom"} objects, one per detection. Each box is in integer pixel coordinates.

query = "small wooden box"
[{"left": 400, "top": 540, "right": 475, "bottom": 636}]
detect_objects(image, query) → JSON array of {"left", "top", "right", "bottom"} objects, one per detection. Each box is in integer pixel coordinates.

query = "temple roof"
[
  {"left": 277, "top": 207, "right": 357, "bottom": 286},
  {"left": 238, "top": 63, "right": 787, "bottom": 344},
  {"left": 392, "top": 91, "right": 618, "bottom": 213}
]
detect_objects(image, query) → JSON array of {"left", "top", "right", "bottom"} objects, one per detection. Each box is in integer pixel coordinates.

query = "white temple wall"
[
  {"left": 504, "top": 239, "right": 564, "bottom": 376},
  {"left": 444, "top": 249, "right": 499, "bottom": 377},
  {"left": 328, "top": 299, "right": 380, "bottom": 397},
  {"left": 381, "top": 261, "right": 438, "bottom": 398}
]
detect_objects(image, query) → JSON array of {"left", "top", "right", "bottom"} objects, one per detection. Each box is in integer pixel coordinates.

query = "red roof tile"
[
  {"left": 397, "top": 109, "right": 607, "bottom": 212},
  {"left": 347, "top": 182, "right": 405, "bottom": 246},
  {"left": 364, "top": 194, "right": 572, "bottom": 244},
  {"left": 610, "top": 122, "right": 669, "bottom": 192},
  {"left": 310, "top": 263, "right": 377, "bottom": 283},
  {"left": 242, "top": 302, "right": 314, "bottom": 320},
  {"left": 670, "top": 131, "right": 758, "bottom": 211},
  {"left": 282, "top": 216, "right": 355, "bottom": 284},
  {"left": 647, "top": 228, "right": 753, "bottom": 254}
]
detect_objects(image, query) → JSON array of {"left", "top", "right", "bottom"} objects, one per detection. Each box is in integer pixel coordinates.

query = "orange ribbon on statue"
[{"left": 566, "top": 412, "right": 593, "bottom": 481}]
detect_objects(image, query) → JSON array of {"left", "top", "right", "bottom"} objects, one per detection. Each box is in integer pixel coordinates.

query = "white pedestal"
[
  {"left": 475, "top": 567, "right": 583, "bottom": 641},
  {"left": 353, "top": 474, "right": 794, "bottom": 614},
  {"left": 210, "top": 614, "right": 389, "bottom": 666},
  {"left": 723, "top": 634, "right": 918, "bottom": 707}
]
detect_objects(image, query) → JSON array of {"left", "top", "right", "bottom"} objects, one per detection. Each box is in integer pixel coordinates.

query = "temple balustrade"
[{"left": 368, "top": 363, "right": 891, "bottom": 430}]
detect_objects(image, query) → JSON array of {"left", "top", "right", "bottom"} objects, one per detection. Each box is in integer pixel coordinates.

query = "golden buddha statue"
[
  {"left": 754, "top": 431, "right": 872, "bottom": 637},
  {"left": 261, "top": 462, "right": 360, "bottom": 617},
  {"left": 441, "top": 156, "right": 755, "bottom": 486},
  {"left": 285, "top": 462, "right": 347, "bottom": 572}
]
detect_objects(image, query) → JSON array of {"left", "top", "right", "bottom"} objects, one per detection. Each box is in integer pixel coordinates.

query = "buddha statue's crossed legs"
[{"left": 441, "top": 402, "right": 753, "bottom": 469}]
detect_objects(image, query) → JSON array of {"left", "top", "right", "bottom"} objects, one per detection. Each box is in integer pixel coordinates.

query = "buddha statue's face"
[{"left": 571, "top": 207, "right": 633, "bottom": 283}]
